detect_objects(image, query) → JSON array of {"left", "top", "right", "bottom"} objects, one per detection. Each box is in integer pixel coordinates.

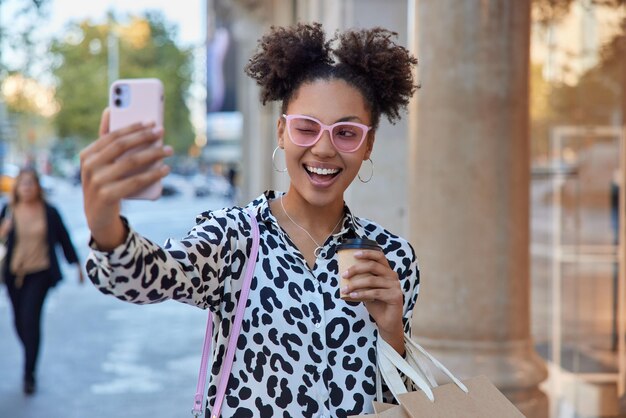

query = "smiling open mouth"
[{"left": 304, "top": 165, "right": 341, "bottom": 180}]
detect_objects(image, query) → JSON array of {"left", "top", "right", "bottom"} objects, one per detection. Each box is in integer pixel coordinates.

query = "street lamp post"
[{"left": 107, "top": 20, "right": 119, "bottom": 88}]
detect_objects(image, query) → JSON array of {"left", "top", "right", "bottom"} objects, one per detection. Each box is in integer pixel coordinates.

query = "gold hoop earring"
[
  {"left": 358, "top": 158, "right": 374, "bottom": 183},
  {"left": 272, "top": 146, "right": 287, "bottom": 173}
]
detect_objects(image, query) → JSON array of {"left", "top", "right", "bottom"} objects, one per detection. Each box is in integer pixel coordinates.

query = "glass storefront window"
[{"left": 531, "top": 2, "right": 626, "bottom": 416}]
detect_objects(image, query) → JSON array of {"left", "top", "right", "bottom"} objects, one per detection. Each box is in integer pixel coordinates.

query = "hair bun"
[
  {"left": 245, "top": 22, "right": 332, "bottom": 104},
  {"left": 334, "top": 27, "right": 418, "bottom": 123}
]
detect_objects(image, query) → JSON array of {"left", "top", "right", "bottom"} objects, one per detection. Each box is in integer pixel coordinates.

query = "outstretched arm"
[{"left": 79, "top": 108, "right": 172, "bottom": 251}]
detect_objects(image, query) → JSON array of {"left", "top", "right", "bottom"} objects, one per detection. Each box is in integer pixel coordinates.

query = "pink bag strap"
[{"left": 192, "top": 209, "right": 260, "bottom": 417}]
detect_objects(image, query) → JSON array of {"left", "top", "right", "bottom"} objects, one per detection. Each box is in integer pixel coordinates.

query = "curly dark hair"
[{"left": 244, "top": 22, "right": 418, "bottom": 129}]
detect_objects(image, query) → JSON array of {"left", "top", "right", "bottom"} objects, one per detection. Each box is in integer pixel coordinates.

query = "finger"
[
  {"left": 82, "top": 125, "right": 162, "bottom": 176},
  {"left": 82, "top": 108, "right": 115, "bottom": 157},
  {"left": 99, "top": 108, "right": 110, "bottom": 136},
  {"left": 343, "top": 275, "right": 399, "bottom": 297},
  {"left": 99, "top": 125, "right": 163, "bottom": 163},
  {"left": 354, "top": 249, "right": 390, "bottom": 266},
  {"left": 346, "top": 288, "right": 403, "bottom": 304},
  {"left": 342, "top": 260, "right": 390, "bottom": 279},
  {"left": 345, "top": 274, "right": 393, "bottom": 289},
  {"left": 98, "top": 164, "right": 170, "bottom": 201},
  {"left": 92, "top": 144, "right": 173, "bottom": 185},
  {"left": 81, "top": 121, "right": 150, "bottom": 164}
]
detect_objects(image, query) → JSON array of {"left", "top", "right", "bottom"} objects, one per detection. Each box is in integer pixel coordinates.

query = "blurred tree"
[
  {"left": 530, "top": 63, "right": 557, "bottom": 158},
  {"left": 545, "top": 16, "right": 624, "bottom": 125},
  {"left": 533, "top": 0, "right": 625, "bottom": 24},
  {"left": 50, "top": 11, "right": 194, "bottom": 153},
  {"left": 0, "top": 0, "right": 54, "bottom": 169},
  {"left": 0, "top": 0, "right": 50, "bottom": 78},
  {"left": 530, "top": 0, "right": 625, "bottom": 159}
]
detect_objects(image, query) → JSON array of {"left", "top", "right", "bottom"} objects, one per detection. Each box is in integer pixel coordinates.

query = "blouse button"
[{"left": 314, "top": 322, "right": 321, "bottom": 329}]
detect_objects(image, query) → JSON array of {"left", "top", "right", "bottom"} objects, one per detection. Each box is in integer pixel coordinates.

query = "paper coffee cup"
[{"left": 337, "top": 238, "right": 382, "bottom": 301}]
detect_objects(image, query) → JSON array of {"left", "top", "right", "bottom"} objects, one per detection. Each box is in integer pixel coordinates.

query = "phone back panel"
[
  {"left": 109, "top": 78, "right": 164, "bottom": 200},
  {"left": 109, "top": 78, "right": 164, "bottom": 131}
]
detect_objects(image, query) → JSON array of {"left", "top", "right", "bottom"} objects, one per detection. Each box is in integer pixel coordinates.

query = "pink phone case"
[{"left": 109, "top": 78, "right": 164, "bottom": 200}]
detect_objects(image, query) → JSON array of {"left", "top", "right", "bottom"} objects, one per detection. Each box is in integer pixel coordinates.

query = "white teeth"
[{"left": 305, "top": 166, "right": 340, "bottom": 175}]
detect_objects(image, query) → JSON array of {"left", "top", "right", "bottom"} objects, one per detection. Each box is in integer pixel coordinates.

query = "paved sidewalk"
[
  {"left": 0, "top": 181, "right": 226, "bottom": 418},
  {"left": 0, "top": 270, "right": 210, "bottom": 418}
]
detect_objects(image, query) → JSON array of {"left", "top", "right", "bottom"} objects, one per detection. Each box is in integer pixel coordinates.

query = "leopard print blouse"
[{"left": 86, "top": 190, "right": 420, "bottom": 418}]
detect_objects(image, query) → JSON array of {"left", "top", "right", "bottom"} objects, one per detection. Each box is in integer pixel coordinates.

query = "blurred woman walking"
[{"left": 0, "top": 167, "right": 84, "bottom": 395}]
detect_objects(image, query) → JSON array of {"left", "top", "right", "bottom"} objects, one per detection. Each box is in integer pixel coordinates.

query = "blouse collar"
[{"left": 249, "top": 190, "right": 368, "bottom": 239}]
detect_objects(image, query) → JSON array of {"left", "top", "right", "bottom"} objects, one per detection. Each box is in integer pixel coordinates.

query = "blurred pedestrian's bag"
[
  {"left": 349, "top": 336, "right": 526, "bottom": 418},
  {"left": 0, "top": 206, "right": 11, "bottom": 285},
  {"left": 0, "top": 240, "right": 6, "bottom": 284}
]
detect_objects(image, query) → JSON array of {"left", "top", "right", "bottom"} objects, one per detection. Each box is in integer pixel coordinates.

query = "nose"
[{"left": 310, "top": 127, "right": 336, "bottom": 157}]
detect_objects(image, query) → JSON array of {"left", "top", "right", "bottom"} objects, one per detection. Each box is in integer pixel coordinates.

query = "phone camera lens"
[
  {"left": 114, "top": 98, "right": 122, "bottom": 107},
  {"left": 114, "top": 86, "right": 122, "bottom": 95}
]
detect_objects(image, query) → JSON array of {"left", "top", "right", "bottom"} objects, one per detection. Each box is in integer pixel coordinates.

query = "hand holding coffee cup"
[
  {"left": 337, "top": 237, "right": 405, "bottom": 346},
  {"left": 337, "top": 238, "right": 383, "bottom": 302}
]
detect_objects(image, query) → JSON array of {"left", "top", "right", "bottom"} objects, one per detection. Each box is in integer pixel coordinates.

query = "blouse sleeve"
[
  {"left": 382, "top": 239, "right": 420, "bottom": 402},
  {"left": 401, "top": 242, "right": 420, "bottom": 336},
  {"left": 85, "top": 208, "right": 245, "bottom": 311}
]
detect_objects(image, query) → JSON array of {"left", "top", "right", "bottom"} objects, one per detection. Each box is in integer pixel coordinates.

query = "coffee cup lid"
[{"left": 337, "top": 238, "right": 381, "bottom": 251}]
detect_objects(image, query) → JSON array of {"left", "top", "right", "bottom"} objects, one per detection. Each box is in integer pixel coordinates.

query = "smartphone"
[{"left": 109, "top": 78, "right": 164, "bottom": 200}]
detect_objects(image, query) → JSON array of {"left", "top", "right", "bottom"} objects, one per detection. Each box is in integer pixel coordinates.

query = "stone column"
[
  {"left": 408, "top": 1, "right": 548, "bottom": 416},
  {"left": 234, "top": 0, "right": 293, "bottom": 203}
]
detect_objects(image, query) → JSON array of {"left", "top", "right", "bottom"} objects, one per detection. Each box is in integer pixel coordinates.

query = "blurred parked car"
[
  {"left": 0, "top": 164, "right": 19, "bottom": 195},
  {"left": 71, "top": 167, "right": 82, "bottom": 185},
  {"left": 192, "top": 174, "right": 231, "bottom": 198},
  {"left": 0, "top": 164, "right": 55, "bottom": 196},
  {"left": 161, "top": 173, "right": 192, "bottom": 197}
]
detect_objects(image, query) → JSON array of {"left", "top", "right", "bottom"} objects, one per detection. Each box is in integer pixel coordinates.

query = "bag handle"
[
  {"left": 376, "top": 335, "right": 469, "bottom": 403},
  {"left": 375, "top": 340, "right": 436, "bottom": 402},
  {"left": 403, "top": 335, "right": 468, "bottom": 393},
  {"left": 404, "top": 344, "right": 438, "bottom": 388},
  {"left": 192, "top": 310, "right": 214, "bottom": 416},
  {"left": 377, "top": 337, "right": 435, "bottom": 401},
  {"left": 192, "top": 209, "right": 260, "bottom": 417}
]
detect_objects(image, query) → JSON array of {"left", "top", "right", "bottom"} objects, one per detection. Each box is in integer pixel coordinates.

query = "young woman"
[
  {"left": 82, "top": 23, "right": 419, "bottom": 417},
  {"left": 1, "top": 167, "right": 84, "bottom": 395}
]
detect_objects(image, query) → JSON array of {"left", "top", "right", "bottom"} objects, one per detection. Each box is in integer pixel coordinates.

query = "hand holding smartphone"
[{"left": 109, "top": 78, "right": 164, "bottom": 200}]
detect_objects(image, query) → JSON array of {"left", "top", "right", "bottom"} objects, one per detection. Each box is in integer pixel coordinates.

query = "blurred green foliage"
[
  {"left": 50, "top": 11, "right": 195, "bottom": 153},
  {"left": 530, "top": 14, "right": 625, "bottom": 158},
  {"left": 533, "top": 0, "right": 626, "bottom": 23},
  {"left": 0, "top": 0, "right": 50, "bottom": 78}
]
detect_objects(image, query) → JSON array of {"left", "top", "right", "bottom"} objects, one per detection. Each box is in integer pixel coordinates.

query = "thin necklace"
[{"left": 280, "top": 195, "right": 343, "bottom": 258}]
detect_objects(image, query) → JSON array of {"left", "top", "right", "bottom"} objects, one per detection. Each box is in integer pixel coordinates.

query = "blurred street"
[{"left": 0, "top": 178, "right": 232, "bottom": 418}]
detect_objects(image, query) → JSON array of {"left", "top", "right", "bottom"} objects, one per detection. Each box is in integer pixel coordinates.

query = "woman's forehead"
[
  {"left": 288, "top": 79, "right": 370, "bottom": 120},
  {"left": 18, "top": 173, "right": 37, "bottom": 183}
]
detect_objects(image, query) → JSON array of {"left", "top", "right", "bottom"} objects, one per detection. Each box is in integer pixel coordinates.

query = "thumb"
[{"left": 99, "top": 108, "right": 111, "bottom": 136}]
